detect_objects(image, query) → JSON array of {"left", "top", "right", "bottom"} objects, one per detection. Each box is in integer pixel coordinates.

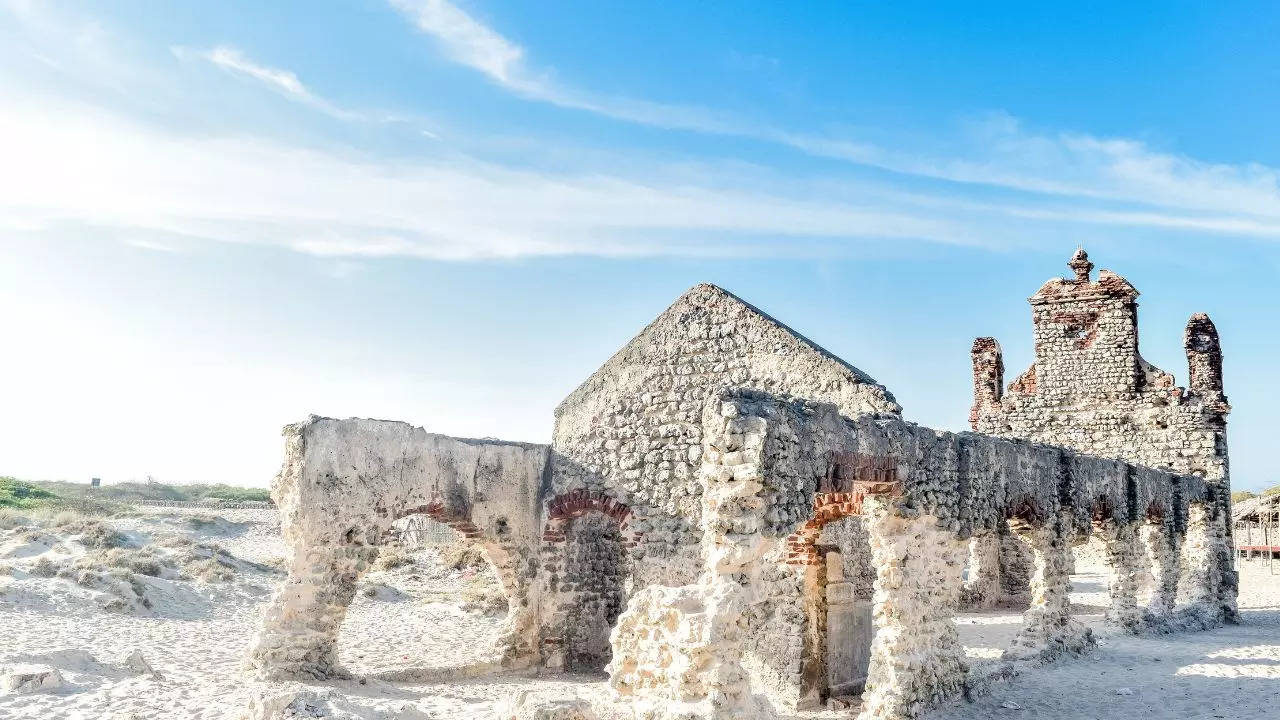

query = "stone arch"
[
  {"left": 1087, "top": 494, "right": 1144, "bottom": 632},
  {"left": 392, "top": 501, "right": 527, "bottom": 638},
  {"left": 537, "top": 489, "right": 639, "bottom": 672},
  {"left": 321, "top": 502, "right": 529, "bottom": 675},
  {"left": 247, "top": 418, "right": 549, "bottom": 680},
  {"left": 1003, "top": 496, "right": 1093, "bottom": 659},
  {"left": 781, "top": 489, "right": 878, "bottom": 708}
]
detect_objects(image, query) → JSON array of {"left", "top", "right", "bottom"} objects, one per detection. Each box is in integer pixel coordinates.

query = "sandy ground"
[{"left": 1, "top": 507, "right": 1277, "bottom": 719}]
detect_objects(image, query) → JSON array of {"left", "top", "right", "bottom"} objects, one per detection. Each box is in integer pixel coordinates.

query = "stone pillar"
[
  {"left": 1213, "top": 508, "right": 1239, "bottom": 624},
  {"left": 998, "top": 529, "right": 1033, "bottom": 604},
  {"left": 1005, "top": 513, "right": 1092, "bottom": 660},
  {"left": 248, "top": 533, "right": 378, "bottom": 680},
  {"left": 484, "top": 541, "right": 537, "bottom": 667},
  {"left": 857, "top": 498, "right": 968, "bottom": 720},
  {"left": 961, "top": 532, "right": 1002, "bottom": 609},
  {"left": 1096, "top": 519, "right": 1143, "bottom": 632},
  {"left": 606, "top": 401, "right": 776, "bottom": 720},
  {"left": 1178, "top": 502, "right": 1222, "bottom": 615},
  {"left": 1139, "top": 519, "right": 1179, "bottom": 616}
]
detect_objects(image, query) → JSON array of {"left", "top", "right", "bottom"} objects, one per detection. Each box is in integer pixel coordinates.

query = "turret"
[
  {"left": 1185, "top": 313, "right": 1228, "bottom": 411},
  {"left": 969, "top": 338, "right": 1004, "bottom": 429}
]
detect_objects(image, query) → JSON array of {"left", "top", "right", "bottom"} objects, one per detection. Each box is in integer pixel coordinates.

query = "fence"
[
  {"left": 131, "top": 499, "right": 276, "bottom": 510},
  {"left": 1235, "top": 505, "right": 1280, "bottom": 575},
  {"left": 393, "top": 515, "right": 459, "bottom": 547}
]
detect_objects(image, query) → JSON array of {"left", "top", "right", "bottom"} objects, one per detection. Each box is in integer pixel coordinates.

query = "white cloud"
[
  {"left": 198, "top": 46, "right": 312, "bottom": 101},
  {"left": 387, "top": 1, "right": 1280, "bottom": 226},
  {"left": 388, "top": 0, "right": 751, "bottom": 134},
  {"left": 389, "top": 0, "right": 526, "bottom": 86},
  {"left": 173, "top": 45, "right": 372, "bottom": 123},
  {"left": 0, "top": 100, "right": 989, "bottom": 262}
]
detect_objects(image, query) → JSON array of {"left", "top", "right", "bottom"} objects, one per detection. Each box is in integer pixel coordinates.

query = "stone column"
[
  {"left": 248, "top": 534, "right": 378, "bottom": 680},
  {"left": 1139, "top": 518, "right": 1180, "bottom": 616},
  {"left": 606, "top": 401, "right": 776, "bottom": 720},
  {"left": 1005, "top": 513, "right": 1092, "bottom": 660},
  {"left": 1177, "top": 502, "right": 1222, "bottom": 620},
  {"left": 857, "top": 498, "right": 968, "bottom": 720},
  {"left": 961, "top": 532, "right": 1002, "bottom": 609},
  {"left": 1096, "top": 519, "right": 1143, "bottom": 632},
  {"left": 484, "top": 541, "right": 537, "bottom": 668}
]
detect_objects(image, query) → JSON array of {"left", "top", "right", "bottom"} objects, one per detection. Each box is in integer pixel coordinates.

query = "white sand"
[{"left": 1, "top": 508, "right": 1277, "bottom": 719}]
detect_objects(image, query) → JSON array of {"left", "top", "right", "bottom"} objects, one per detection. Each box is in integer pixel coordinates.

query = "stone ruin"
[{"left": 248, "top": 251, "right": 1235, "bottom": 720}]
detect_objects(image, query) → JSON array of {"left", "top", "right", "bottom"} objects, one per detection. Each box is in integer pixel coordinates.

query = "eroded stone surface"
[{"left": 250, "top": 254, "right": 1233, "bottom": 720}]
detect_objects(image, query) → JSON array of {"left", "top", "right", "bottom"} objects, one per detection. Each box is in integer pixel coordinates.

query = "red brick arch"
[
  {"left": 784, "top": 452, "right": 900, "bottom": 566},
  {"left": 541, "top": 489, "right": 641, "bottom": 546},
  {"left": 397, "top": 499, "right": 484, "bottom": 540}
]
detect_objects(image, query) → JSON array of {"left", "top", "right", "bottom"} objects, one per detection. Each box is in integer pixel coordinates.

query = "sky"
[{"left": 1, "top": 1, "right": 1278, "bottom": 491}]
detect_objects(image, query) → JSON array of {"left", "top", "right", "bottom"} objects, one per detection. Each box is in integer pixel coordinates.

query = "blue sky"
[{"left": 1, "top": 1, "right": 1278, "bottom": 490}]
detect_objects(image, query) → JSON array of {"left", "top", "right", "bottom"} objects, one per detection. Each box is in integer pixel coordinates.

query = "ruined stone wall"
[
  {"left": 249, "top": 417, "right": 550, "bottom": 678},
  {"left": 558, "top": 514, "right": 629, "bottom": 671},
  {"left": 970, "top": 251, "right": 1234, "bottom": 619},
  {"left": 711, "top": 388, "right": 1205, "bottom": 712},
  {"left": 550, "top": 283, "right": 900, "bottom": 591},
  {"left": 818, "top": 517, "right": 875, "bottom": 600}
]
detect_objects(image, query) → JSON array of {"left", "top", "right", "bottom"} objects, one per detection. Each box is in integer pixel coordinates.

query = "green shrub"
[
  {"left": 1233, "top": 490, "right": 1258, "bottom": 503},
  {"left": 0, "top": 477, "right": 58, "bottom": 510},
  {"left": 17, "top": 478, "right": 271, "bottom": 506}
]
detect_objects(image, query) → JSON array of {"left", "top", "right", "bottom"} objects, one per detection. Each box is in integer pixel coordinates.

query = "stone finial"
[
  {"left": 1185, "top": 312, "right": 1227, "bottom": 409},
  {"left": 969, "top": 337, "right": 1004, "bottom": 429},
  {"left": 1068, "top": 247, "right": 1094, "bottom": 283}
]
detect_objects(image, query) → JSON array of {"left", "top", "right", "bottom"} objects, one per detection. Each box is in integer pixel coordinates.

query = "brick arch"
[
  {"left": 393, "top": 500, "right": 524, "bottom": 637},
  {"left": 540, "top": 489, "right": 641, "bottom": 545},
  {"left": 785, "top": 452, "right": 900, "bottom": 566},
  {"left": 397, "top": 499, "right": 485, "bottom": 541},
  {"left": 537, "top": 489, "right": 639, "bottom": 671},
  {"left": 785, "top": 491, "right": 870, "bottom": 566}
]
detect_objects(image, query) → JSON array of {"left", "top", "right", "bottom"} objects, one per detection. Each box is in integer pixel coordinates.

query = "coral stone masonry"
[
  {"left": 250, "top": 252, "right": 1234, "bottom": 720},
  {"left": 970, "top": 248, "right": 1235, "bottom": 623}
]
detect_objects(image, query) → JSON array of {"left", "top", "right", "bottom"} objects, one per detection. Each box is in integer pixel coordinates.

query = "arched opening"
[
  {"left": 538, "top": 490, "right": 637, "bottom": 674},
  {"left": 1086, "top": 494, "right": 1144, "bottom": 633},
  {"left": 560, "top": 513, "right": 628, "bottom": 671},
  {"left": 784, "top": 491, "right": 876, "bottom": 709},
  {"left": 1002, "top": 498, "right": 1090, "bottom": 658},
  {"left": 335, "top": 507, "right": 514, "bottom": 677}
]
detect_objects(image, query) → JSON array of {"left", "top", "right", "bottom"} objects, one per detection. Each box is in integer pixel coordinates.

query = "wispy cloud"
[
  {"left": 4, "top": 0, "right": 1280, "bottom": 265},
  {"left": 388, "top": 1, "right": 1280, "bottom": 226},
  {"left": 0, "top": 101, "right": 987, "bottom": 261},
  {"left": 173, "top": 45, "right": 371, "bottom": 122},
  {"left": 388, "top": 0, "right": 750, "bottom": 134}
]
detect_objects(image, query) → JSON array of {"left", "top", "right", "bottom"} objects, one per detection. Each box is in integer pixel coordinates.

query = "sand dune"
[{"left": 1, "top": 507, "right": 1277, "bottom": 719}]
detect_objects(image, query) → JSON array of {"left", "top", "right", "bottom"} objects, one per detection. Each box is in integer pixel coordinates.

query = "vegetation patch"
[
  {"left": 18, "top": 478, "right": 272, "bottom": 505},
  {"left": 0, "top": 477, "right": 59, "bottom": 510},
  {"left": 440, "top": 541, "right": 489, "bottom": 572}
]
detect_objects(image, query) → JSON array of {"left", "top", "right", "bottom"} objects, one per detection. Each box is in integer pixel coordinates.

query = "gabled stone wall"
[
  {"left": 248, "top": 276, "right": 1238, "bottom": 720},
  {"left": 969, "top": 249, "right": 1235, "bottom": 621},
  {"left": 549, "top": 283, "right": 900, "bottom": 591}
]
